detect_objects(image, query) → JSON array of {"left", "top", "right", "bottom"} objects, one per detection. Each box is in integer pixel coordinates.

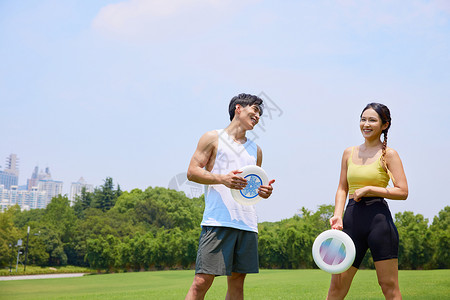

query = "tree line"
[{"left": 0, "top": 177, "right": 448, "bottom": 271}]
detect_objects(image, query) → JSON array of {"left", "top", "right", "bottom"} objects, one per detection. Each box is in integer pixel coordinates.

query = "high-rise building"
[
  {"left": 27, "top": 166, "right": 52, "bottom": 190},
  {"left": 0, "top": 154, "right": 19, "bottom": 189},
  {"left": 27, "top": 166, "right": 39, "bottom": 190},
  {"left": 37, "top": 179, "right": 63, "bottom": 205},
  {"left": 27, "top": 166, "right": 63, "bottom": 206},
  {"left": 69, "top": 177, "right": 94, "bottom": 206},
  {"left": 0, "top": 159, "right": 64, "bottom": 211},
  {"left": 0, "top": 184, "right": 9, "bottom": 211},
  {"left": 0, "top": 184, "right": 47, "bottom": 211}
]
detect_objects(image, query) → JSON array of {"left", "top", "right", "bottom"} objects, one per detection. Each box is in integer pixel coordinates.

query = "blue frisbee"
[{"left": 231, "top": 165, "right": 268, "bottom": 205}]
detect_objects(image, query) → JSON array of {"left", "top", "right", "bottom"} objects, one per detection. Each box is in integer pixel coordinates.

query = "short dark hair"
[{"left": 228, "top": 93, "right": 264, "bottom": 121}]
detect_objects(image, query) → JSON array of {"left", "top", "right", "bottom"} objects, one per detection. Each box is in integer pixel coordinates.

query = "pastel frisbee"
[
  {"left": 231, "top": 165, "right": 268, "bottom": 206},
  {"left": 312, "top": 229, "right": 356, "bottom": 274}
]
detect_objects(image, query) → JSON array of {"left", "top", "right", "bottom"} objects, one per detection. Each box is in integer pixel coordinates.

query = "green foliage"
[
  {"left": 2, "top": 177, "right": 448, "bottom": 271},
  {"left": 72, "top": 186, "right": 94, "bottom": 219},
  {"left": 92, "top": 177, "right": 121, "bottom": 212},
  {"left": 38, "top": 225, "right": 68, "bottom": 265},
  {"left": 12, "top": 207, "right": 45, "bottom": 228},
  {"left": 118, "top": 187, "right": 204, "bottom": 230},
  {"left": 79, "top": 184, "right": 204, "bottom": 271},
  {"left": 85, "top": 234, "right": 120, "bottom": 271},
  {"left": 429, "top": 206, "right": 450, "bottom": 269},
  {"left": 0, "top": 206, "right": 22, "bottom": 267},
  {"left": 258, "top": 205, "right": 333, "bottom": 269},
  {"left": 395, "top": 211, "right": 433, "bottom": 269}
]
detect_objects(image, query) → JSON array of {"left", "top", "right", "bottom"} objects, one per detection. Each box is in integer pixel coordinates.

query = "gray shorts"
[{"left": 195, "top": 226, "right": 259, "bottom": 276}]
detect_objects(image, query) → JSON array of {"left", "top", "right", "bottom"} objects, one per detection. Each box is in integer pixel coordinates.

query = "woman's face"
[{"left": 360, "top": 108, "right": 388, "bottom": 140}]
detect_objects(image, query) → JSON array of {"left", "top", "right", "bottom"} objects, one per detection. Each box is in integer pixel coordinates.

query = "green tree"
[
  {"left": 26, "top": 232, "right": 49, "bottom": 266},
  {"left": 30, "top": 195, "right": 77, "bottom": 266},
  {"left": 92, "top": 177, "right": 120, "bottom": 212},
  {"left": 113, "top": 188, "right": 145, "bottom": 213},
  {"left": 44, "top": 195, "right": 77, "bottom": 240},
  {"left": 395, "top": 211, "right": 432, "bottom": 269},
  {"left": 38, "top": 225, "right": 67, "bottom": 265},
  {"left": 429, "top": 206, "right": 450, "bottom": 269},
  {"left": 131, "top": 187, "right": 204, "bottom": 230},
  {"left": 13, "top": 207, "right": 45, "bottom": 228},
  {"left": 72, "top": 187, "right": 94, "bottom": 219},
  {"left": 0, "top": 206, "right": 22, "bottom": 268},
  {"left": 85, "top": 234, "right": 120, "bottom": 271},
  {"left": 258, "top": 222, "right": 282, "bottom": 268}
]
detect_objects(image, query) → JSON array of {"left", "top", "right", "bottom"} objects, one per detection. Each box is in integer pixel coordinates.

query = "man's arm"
[
  {"left": 256, "top": 145, "right": 275, "bottom": 198},
  {"left": 187, "top": 131, "right": 247, "bottom": 189}
]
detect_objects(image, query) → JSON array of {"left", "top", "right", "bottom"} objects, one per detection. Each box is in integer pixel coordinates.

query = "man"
[{"left": 185, "top": 93, "right": 275, "bottom": 300}]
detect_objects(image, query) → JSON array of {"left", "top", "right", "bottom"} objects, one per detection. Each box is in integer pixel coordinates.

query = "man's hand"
[
  {"left": 258, "top": 179, "right": 275, "bottom": 199},
  {"left": 222, "top": 170, "right": 248, "bottom": 190}
]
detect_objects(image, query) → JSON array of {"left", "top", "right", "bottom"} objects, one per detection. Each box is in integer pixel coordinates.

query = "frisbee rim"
[
  {"left": 231, "top": 165, "right": 268, "bottom": 206},
  {"left": 312, "top": 229, "right": 356, "bottom": 274}
]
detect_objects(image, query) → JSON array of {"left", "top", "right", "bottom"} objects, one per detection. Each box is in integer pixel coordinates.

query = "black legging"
[{"left": 343, "top": 197, "right": 399, "bottom": 268}]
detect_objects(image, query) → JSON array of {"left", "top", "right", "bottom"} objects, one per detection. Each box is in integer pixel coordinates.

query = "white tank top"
[{"left": 201, "top": 129, "right": 259, "bottom": 232}]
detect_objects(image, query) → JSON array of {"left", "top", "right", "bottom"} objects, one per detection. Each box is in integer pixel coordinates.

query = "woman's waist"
[
  {"left": 348, "top": 183, "right": 388, "bottom": 195},
  {"left": 347, "top": 196, "right": 386, "bottom": 206}
]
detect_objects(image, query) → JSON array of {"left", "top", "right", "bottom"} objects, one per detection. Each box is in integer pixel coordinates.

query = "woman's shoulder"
[
  {"left": 386, "top": 147, "right": 398, "bottom": 157},
  {"left": 385, "top": 147, "right": 401, "bottom": 160},
  {"left": 343, "top": 146, "right": 358, "bottom": 154},
  {"left": 342, "top": 146, "right": 355, "bottom": 160}
]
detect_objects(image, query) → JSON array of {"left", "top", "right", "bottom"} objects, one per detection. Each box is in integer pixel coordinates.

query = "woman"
[{"left": 327, "top": 103, "right": 408, "bottom": 300}]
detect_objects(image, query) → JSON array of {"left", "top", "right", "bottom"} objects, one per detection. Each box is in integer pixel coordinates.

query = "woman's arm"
[{"left": 330, "top": 148, "right": 351, "bottom": 230}]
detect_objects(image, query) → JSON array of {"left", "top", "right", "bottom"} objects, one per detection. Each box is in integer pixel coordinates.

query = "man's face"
[{"left": 237, "top": 104, "right": 261, "bottom": 129}]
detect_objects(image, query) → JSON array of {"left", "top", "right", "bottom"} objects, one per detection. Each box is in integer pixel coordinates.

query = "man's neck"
[{"left": 225, "top": 121, "right": 247, "bottom": 144}]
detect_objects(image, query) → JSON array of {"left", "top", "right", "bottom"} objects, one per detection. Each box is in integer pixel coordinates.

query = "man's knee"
[
  {"left": 229, "top": 272, "right": 246, "bottom": 281},
  {"left": 228, "top": 273, "right": 246, "bottom": 289},
  {"left": 192, "top": 274, "right": 214, "bottom": 292}
]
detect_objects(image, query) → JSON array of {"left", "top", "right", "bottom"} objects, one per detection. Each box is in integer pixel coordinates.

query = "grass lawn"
[
  {"left": 0, "top": 269, "right": 448, "bottom": 299},
  {"left": 0, "top": 265, "right": 93, "bottom": 276}
]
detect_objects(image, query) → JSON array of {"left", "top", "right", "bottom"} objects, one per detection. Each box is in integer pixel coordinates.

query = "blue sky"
[{"left": 1, "top": 0, "right": 449, "bottom": 222}]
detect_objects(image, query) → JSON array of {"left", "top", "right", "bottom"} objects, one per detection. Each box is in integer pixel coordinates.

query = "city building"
[
  {"left": 27, "top": 166, "right": 52, "bottom": 190},
  {"left": 0, "top": 184, "right": 47, "bottom": 211},
  {"left": 0, "top": 154, "right": 19, "bottom": 189},
  {"left": 69, "top": 177, "right": 94, "bottom": 206},
  {"left": 1, "top": 165, "right": 64, "bottom": 211},
  {"left": 0, "top": 154, "right": 100, "bottom": 211},
  {"left": 0, "top": 184, "right": 9, "bottom": 211},
  {"left": 26, "top": 166, "right": 63, "bottom": 206}
]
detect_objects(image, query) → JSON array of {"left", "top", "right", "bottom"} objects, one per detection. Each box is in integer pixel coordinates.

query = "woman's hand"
[
  {"left": 353, "top": 186, "right": 370, "bottom": 202},
  {"left": 330, "top": 215, "right": 343, "bottom": 230}
]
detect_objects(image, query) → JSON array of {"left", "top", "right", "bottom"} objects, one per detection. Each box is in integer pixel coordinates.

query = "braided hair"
[{"left": 361, "top": 103, "right": 395, "bottom": 184}]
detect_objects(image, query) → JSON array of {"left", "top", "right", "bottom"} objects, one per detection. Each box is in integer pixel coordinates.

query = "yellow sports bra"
[{"left": 347, "top": 147, "right": 390, "bottom": 195}]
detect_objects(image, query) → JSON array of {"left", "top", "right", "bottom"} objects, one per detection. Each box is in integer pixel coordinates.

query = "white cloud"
[{"left": 92, "top": 0, "right": 257, "bottom": 41}]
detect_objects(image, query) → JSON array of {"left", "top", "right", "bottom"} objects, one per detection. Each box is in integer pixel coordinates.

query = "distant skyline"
[
  {"left": 1, "top": 0, "right": 449, "bottom": 222},
  {"left": 0, "top": 156, "right": 77, "bottom": 188}
]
